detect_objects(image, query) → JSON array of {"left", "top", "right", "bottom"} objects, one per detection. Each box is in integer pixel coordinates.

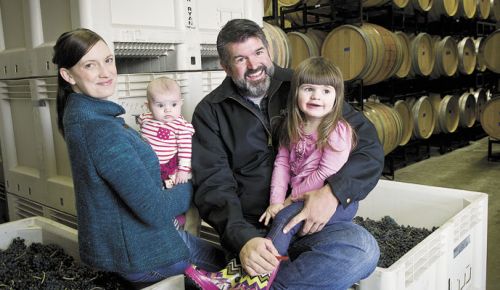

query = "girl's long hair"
[
  {"left": 52, "top": 28, "right": 103, "bottom": 137},
  {"left": 279, "top": 57, "right": 356, "bottom": 150}
]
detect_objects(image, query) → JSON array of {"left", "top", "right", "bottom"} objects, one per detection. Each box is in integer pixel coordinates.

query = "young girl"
[
  {"left": 138, "top": 77, "right": 195, "bottom": 229},
  {"left": 185, "top": 56, "right": 358, "bottom": 290},
  {"left": 53, "top": 28, "right": 224, "bottom": 288}
]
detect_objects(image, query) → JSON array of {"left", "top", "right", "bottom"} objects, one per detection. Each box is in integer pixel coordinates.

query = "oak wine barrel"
[
  {"left": 428, "top": 0, "right": 459, "bottom": 20},
  {"left": 478, "top": 0, "right": 492, "bottom": 19},
  {"left": 458, "top": 0, "right": 477, "bottom": 18},
  {"left": 457, "top": 37, "right": 477, "bottom": 75},
  {"left": 394, "top": 31, "right": 412, "bottom": 78},
  {"left": 394, "top": 99, "right": 414, "bottom": 145},
  {"left": 458, "top": 91, "right": 477, "bottom": 128},
  {"left": 473, "top": 88, "right": 488, "bottom": 123},
  {"left": 480, "top": 97, "right": 500, "bottom": 139},
  {"left": 410, "top": 96, "right": 436, "bottom": 139},
  {"left": 263, "top": 22, "right": 292, "bottom": 69},
  {"left": 479, "top": 29, "right": 500, "bottom": 73},
  {"left": 438, "top": 95, "right": 460, "bottom": 133},
  {"left": 410, "top": 33, "right": 435, "bottom": 76},
  {"left": 363, "top": 101, "right": 404, "bottom": 155},
  {"left": 431, "top": 35, "right": 459, "bottom": 78},
  {"left": 287, "top": 32, "right": 320, "bottom": 69}
]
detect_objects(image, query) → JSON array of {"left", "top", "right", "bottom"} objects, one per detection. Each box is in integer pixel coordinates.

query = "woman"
[{"left": 52, "top": 28, "right": 224, "bottom": 288}]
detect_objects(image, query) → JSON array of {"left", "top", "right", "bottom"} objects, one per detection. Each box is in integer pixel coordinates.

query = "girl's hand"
[
  {"left": 175, "top": 171, "right": 190, "bottom": 184},
  {"left": 283, "top": 196, "right": 293, "bottom": 207},
  {"left": 259, "top": 203, "right": 284, "bottom": 226}
]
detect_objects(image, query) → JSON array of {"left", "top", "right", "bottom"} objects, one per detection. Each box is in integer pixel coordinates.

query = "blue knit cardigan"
[{"left": 63, "top": 93, "right": 190, "bottom": 273}]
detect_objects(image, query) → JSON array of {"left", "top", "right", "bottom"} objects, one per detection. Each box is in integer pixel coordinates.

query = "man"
[{"left": 191, "top": 19, "right": 383, "bottom": 290}]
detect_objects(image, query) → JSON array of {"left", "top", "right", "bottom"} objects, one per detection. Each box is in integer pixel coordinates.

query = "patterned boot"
[{"left": 185, "top": 257, "right": 286, "bottom": 290}]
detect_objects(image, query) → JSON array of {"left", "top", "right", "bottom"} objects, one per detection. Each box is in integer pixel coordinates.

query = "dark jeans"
[
  {"left": 267, "top": 201, "right": 359, "bottom": 255},
  {"left": 119, "top": 230, "right": 226, "bottom": 283}
]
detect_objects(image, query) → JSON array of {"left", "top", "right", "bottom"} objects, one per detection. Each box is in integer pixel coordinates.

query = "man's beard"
[{"left": 233, "top": 64, "right": 275, "bottom": 98}]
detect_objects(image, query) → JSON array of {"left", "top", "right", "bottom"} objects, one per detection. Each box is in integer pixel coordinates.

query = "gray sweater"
[{"left": 63, "top": 93, "right": 190, "bottom": 273}]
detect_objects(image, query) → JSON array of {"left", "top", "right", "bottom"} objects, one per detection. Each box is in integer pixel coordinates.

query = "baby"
[{"left": 138, "top": 77, "right": 195, "bottom": 229}]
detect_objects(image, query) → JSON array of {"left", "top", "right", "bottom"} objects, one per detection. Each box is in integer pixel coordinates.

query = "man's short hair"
[{"left": 216, "top": 19, "right": 269, "bottom": 67}]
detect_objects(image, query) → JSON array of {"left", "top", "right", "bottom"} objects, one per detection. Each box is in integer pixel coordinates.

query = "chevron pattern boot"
[{"left": 185, "top": 257, "right": 285, "bottom": 290}]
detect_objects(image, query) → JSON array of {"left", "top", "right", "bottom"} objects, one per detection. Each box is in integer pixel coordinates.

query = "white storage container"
[
  {"left": 0, "top": 136, "right": 4, "bottom": 185},
  {"left": 34, "top": 77, "right": 76, "bottom": 215},
  {"left": 202, "top": 70, "right": 226, "bottom": 95},
  {"left": 23, "top": 0, "right": 262, "bottom": 75},
  {"left": 6, "top": 193, "right": 77, "bottom": 229},
  {"left": 0, "top": 216, "right": 185, "bottom": 289},
  {"left": 0, "top": 80, "right": 46, "bottom": 203},
  {"left": 116, "top": 71, "right": 206, "bottom": 128},
  {"left": 357, "top": 180, "right": 487, "bottom": 290},
  {"left": 0, "top": 0, "right": 32, "bottom": 79}
]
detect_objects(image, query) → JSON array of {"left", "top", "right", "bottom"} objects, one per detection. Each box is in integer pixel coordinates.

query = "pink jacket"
[{"left": 270, "top": 121, "right": 352, "bottom": 204}]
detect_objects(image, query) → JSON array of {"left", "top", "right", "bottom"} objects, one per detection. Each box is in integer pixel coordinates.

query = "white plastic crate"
[
  {"left": 0, "top": 216, "right": 185, "bottom": 289},
  {"left": 0, "top": 136, "right": 4, "bottom": 185},
  {"left": 116, "top": 71, "right": 205, "bottom": 127},
  {"left": 34, "top": 77, "right": 76, "bottom": 215},
  {"left": 6, "top": 193, "right": 77, "bottom": 229},
  {"left": 0, "top": 79, "right": 47, "bottom": 203},
  {"left": 24, "top": 0, "right": 262, "bottom": 75},
  {"left": 0, "top": 0, "right": 32, "bottom": 79},
  {"left": 357, "top": 180, "right": 487, "bottom": 290},
  {"left": 202, "top": 70, "right": 226, "bottom": 95}
]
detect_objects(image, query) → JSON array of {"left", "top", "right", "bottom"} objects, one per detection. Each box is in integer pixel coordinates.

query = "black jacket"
[{"left": 191, "top": 65, "right": 384, "bottom": 253}]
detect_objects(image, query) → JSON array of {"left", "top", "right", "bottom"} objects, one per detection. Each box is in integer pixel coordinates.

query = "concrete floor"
[{"left": 390, "top": 137, "right": 500, "bottom": 290}]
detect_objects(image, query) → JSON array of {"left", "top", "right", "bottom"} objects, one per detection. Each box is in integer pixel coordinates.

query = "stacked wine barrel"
[{"left": 262, "top": 0, "right": 499, "bottom": 155}]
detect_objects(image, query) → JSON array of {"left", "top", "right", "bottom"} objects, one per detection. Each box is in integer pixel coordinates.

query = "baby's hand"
[
  {"left": 259, "top": 203, "right": 285, "bottom": 226},
  {"left": 164, "top": 179, "right": 174, "bottom": 189},
  {"left": 175, "top": 171, "right": 190, "bottom": 184}
]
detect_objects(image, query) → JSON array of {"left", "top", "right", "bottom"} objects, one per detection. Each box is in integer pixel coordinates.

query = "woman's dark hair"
[
  {"left": 52, "top": 28, "right": 104, "bottom": 136},
  {"left": 216, "top": 19, "right": 269, "bottom": 67}
]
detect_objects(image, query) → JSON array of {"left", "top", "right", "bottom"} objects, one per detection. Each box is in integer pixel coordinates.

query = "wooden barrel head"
[
  {"left": 263, "top": 22, "right": 292, "bottom": 69},
  {"left": 474, "top": 37, "right": 487, "bottom": 72},
  {"left": 306, "top": 29, "right": 327, "bottom": 51},
  {"left": 491, "top": 0, "right": 500, "bottom": 21},
  {"left": 480, "top": 97, "right": 500, "bottom": 139},
  {"left": 459, "top": 0, "right": 478, "bottom": 18},
  {"left": 439, "top": 36, "right": 459, "bottom": 76},
  {"left": 362, "top": 24, "right": 399, "bottom": 85},
  {"left": 413, "top": 0, "right": 433, "bottom": 11},
  {"left": 439, "top": 95, "right": 460, "bottom": 133},
  {"left": 457, "top": 37, "right": 477, "bottom": 75},
  {"left": 393, "top": 0, "right": 410, "bottom": 8},
  {"left": 458, "top": 92, "right": 477, "bottom": 127},
  {"left": 412, "top": 96, "right": 436, "bottom": 139},
  {"left": 478, "top": 0, "right": 492, "bottom": 19},
  {"left": 278, "top": 0, "right": 302, "bottom": 7},
  {"left": 394, "top": 100, "right": 414, "bottom": 145},
  {"left": 364, "top": 101, "right": 402, "bottom": 155},
  {"left": 411, "top": 33, "right": 435, "bottom": 76},
  {"left": 322, "top": 25, "right": 371, "bottom": 81},
  {"left": 429, "top": 93, "right": 442, "bottom": 134},
  {"left": 395, "top": 31, "right": 412, "bottom": 78},
  {"left": 480, "top": 30, "right": 500, "bottom": 73},
  {"left": 474, "top": 88, "right": 488, "bottom": 122},
  {"left": 288, "top": 32, "right": 320, "bottom": 69},
  {"left": 429, "top": 0, "right": 459, "bottom": 20}
]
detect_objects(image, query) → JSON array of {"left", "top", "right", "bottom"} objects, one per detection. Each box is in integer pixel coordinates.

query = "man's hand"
[
  {"left": 283, "top": 185, "right": 339, "bottom": 236},
  {"left": 239, "top": 237, "right": 280, "bottom": 276}
]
